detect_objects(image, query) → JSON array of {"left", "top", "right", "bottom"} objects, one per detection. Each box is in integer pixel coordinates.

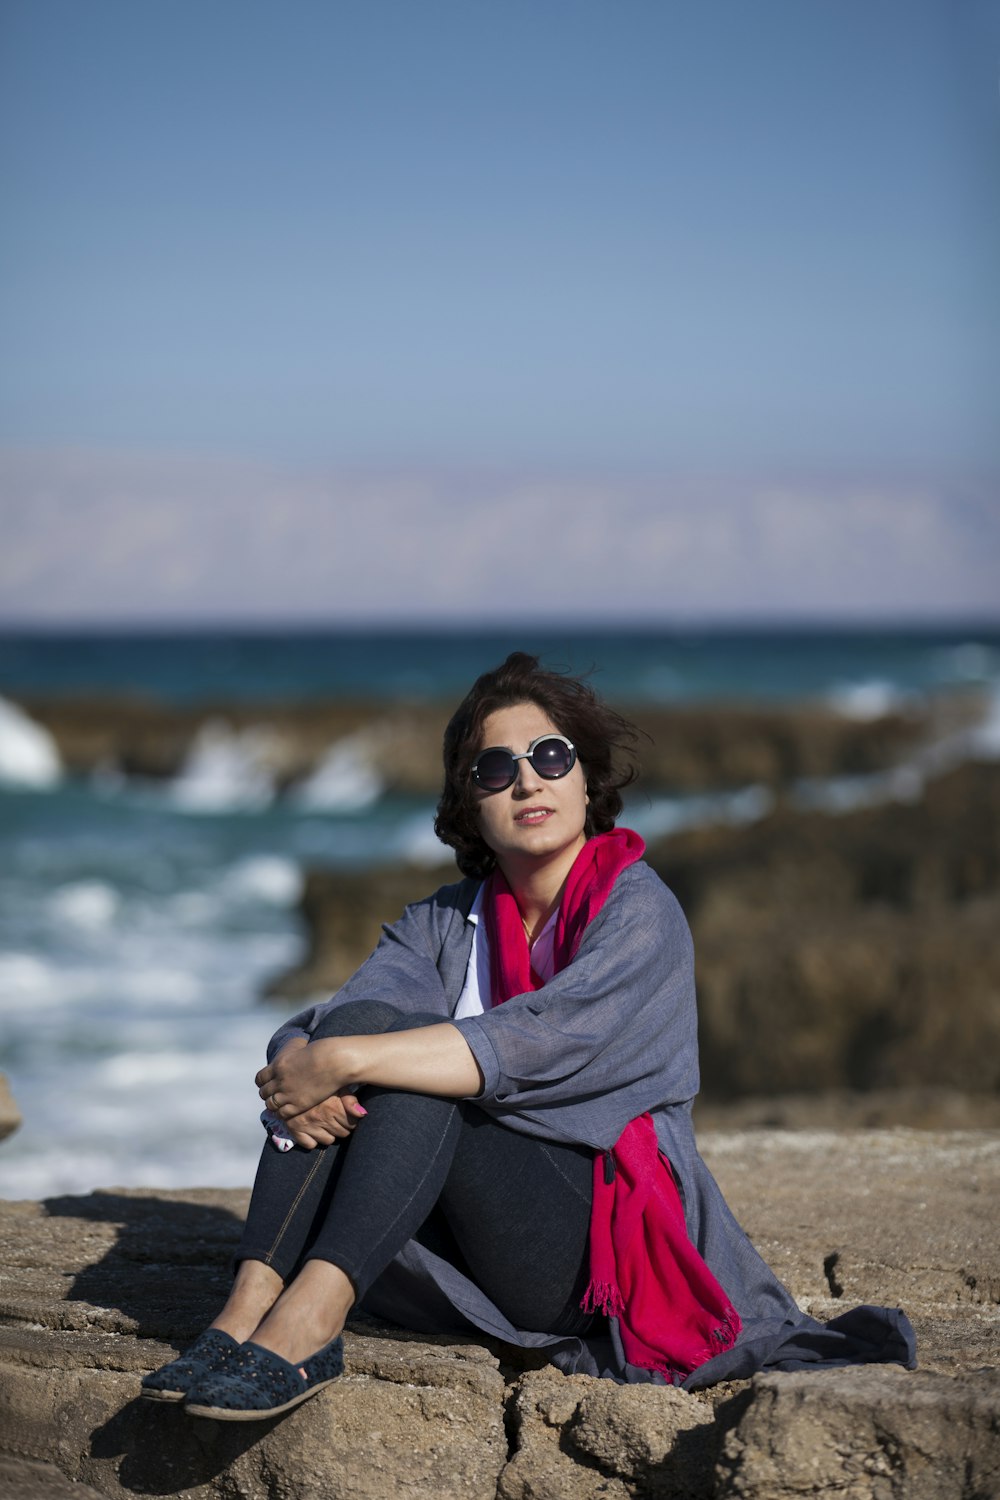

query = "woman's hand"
[
  {"left": 257, "top": 1037, "right": 358, "bottom": 1118},
  {"left": 281, "top": 1092, "right": 367, "bottom": 1150}
]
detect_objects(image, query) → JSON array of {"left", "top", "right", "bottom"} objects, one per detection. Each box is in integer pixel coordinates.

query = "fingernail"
[{"left": 352, "top": 1104, "right": 368, "bottom": 1117}]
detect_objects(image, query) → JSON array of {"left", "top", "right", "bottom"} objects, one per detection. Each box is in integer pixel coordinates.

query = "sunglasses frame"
[{"left": 470, "top": 733, "right": 578, "bottom": 793}]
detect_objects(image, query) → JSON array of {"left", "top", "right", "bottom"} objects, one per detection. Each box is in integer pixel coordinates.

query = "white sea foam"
[
  {"left": 827, "top": 678, "right": 911, "bottom": 720},
  {"left": 0, "top": 918, "right": 288, "bottom": 1196},
  {"left": 968, "top": 682, "right": 1000, "bottom": 758},
  {"left": 100, "top": 1050, "right": 194, "bottom": 1088},
  {"left": 169, "top": 721, "right": 276, "bottom": 813},
  {"left": 49, "top": 880, "right": 120, "bottom": 930},
  {"left": 898, "top": 678, "right": 1000, "bottom": 779},
  {"left": 293, "top": 734, "right": 384, "bottom": 812},
  {"left": 0, "top": 952, "right": 54, "bottom": 997},
  {"left": 632, "top": 785, "right": 776, "bottom": 843},
  {"left": 793, "top": 764, "right": 925, "bottom": 814},
  {"left": 222, "top": 855, "right": 303, "bottom": 906},
  {"left": 0, "top": 697, "right": 62, "bottom": 788}
]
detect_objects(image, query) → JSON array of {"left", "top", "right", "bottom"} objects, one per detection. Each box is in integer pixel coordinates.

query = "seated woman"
[{"left": 143, "top": 652, "right": 915, "bottom": 1419}]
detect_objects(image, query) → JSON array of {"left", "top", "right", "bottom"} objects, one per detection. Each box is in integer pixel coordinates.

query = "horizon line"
[{"left": 2, "top": 615, "right": 999, "bottom": 636}]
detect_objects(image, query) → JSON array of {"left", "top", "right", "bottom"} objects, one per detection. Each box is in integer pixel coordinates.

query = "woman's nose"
[{"left": 513, "top": 753, "right": 542, "bottom": 792}]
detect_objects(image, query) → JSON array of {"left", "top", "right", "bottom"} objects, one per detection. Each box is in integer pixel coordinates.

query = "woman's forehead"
[{"left": 479, "top": 701, "right": 559, "bottom": 748}]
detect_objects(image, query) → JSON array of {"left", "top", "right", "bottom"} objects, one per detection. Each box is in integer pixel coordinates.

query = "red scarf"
[{"left": 484, "top": 828, "right": 741, "bottom": 1380}]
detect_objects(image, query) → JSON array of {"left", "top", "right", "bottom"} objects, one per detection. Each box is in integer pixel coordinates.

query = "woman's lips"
[{"left": 514, "top": 807, "right": 554, "bottom": 825}]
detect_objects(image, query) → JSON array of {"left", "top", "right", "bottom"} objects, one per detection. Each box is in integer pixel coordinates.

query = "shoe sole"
[
  {"left": 140, "top": 1387, "right": 186, "bottom": 1402},
  {"left": 185, "top": 1375, "right": 340, "bottom": 1421}
]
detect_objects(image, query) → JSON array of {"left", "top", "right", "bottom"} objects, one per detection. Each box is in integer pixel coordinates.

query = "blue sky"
[{"left": 1, "top": 0, "right": 997, "bottom": 621}]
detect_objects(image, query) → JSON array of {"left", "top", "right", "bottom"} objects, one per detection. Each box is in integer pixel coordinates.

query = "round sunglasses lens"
[
  {"left": 532, "top": 738, "right": 573, "bottom": 777},
  {"left": 474, "top": 749, "right": 516, "bottom": 789}
]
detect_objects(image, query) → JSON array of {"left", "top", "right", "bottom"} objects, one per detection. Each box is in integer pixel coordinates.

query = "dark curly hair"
[{"left": 434, "top": 652, "right": 640, "bottom": 878}]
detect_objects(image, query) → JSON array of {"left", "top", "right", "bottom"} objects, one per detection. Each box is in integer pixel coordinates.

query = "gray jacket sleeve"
[
  {"left": 452, "top": 863, "right": 700, "bottom": 1150},
  {"left": 266, "top": 879, "right": 474, "bottom": 1062}
]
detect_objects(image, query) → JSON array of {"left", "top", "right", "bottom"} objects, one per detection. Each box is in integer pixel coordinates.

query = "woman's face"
[{"left": 473, "top": 701, "right": 589, "bottom": 879}]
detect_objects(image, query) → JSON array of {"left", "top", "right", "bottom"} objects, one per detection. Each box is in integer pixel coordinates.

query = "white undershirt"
[{"left": 452, "top": 883, "right": 559, "bottom": 1017}]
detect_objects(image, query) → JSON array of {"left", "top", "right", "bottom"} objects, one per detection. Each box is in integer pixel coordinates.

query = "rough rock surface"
[
  {"left": 0, "top": 1075, "right": 22, "bottom": 1145},
  {"left": 715, "top": 1365, "right": 1000, "bottom": 1500},
  {"left": 1, "top": 1130, "right": 997, "bottom": 1498},
  {"left": 648, "top": 759, "right": 1000, "bottom": 1099}
]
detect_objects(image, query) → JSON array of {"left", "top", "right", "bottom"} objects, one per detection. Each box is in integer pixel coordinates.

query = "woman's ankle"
[
  {"left": 249, "top": 1261, "right": 354, "bottom": 1363},
  {"left": 210, "top": 1260, "right": 284, "bottom": 1342}
]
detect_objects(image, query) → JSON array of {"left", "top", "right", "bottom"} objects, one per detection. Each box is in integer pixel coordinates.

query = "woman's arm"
[{"left": 257, "top": 1022, "right": 484, "bottom": 1117}]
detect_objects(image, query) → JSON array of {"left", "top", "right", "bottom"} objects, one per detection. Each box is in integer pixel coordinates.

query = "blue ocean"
[{"left": 2, "top": 626, "right": 998, "bottom": 1200}]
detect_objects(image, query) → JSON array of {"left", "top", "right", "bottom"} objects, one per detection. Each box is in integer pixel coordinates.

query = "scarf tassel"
[
  {"left": 581, "top": 1278, "right": 625, "bottom": 1320},
  {"left": 685, "top": 1302, "right": 743, "bottom": 1370}
]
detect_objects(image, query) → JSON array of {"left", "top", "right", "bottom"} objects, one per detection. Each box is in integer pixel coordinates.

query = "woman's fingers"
[
  {"left": 284, "top": 1096, "right": 363, "bottom": 1141},
  {"left": 256, "top": 1036, "right": 307, "bottom": 1092}
]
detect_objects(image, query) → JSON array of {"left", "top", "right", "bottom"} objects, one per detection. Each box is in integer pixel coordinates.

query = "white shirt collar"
[{"left": 467, "top": 881, "right": 486, "bottom": 923}]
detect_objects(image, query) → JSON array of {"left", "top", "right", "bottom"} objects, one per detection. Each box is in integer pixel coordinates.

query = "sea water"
[{"left": 1, "top": 626, "right": 997, "bottom": 1199}]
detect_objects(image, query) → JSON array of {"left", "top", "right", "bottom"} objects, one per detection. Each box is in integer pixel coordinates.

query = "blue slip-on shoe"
[
  {"left": 184, "top": 1336, "right": 345, "bottom": 1421},
  {"left": 141, "top": 1328, "right": 241, "bottom": 1402}
]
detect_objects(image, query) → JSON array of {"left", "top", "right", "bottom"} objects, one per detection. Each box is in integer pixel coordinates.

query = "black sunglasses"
[{"left": 471, "top": 733, "right": 577, "bottom": 792}]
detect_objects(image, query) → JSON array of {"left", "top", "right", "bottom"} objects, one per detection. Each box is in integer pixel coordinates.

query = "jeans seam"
[
  {"left": 539, "top": 1143, "right": 593, "bottom": 1207},
  {"left": 262, "top": 1148, "right": 328, "bottom": 1267}
]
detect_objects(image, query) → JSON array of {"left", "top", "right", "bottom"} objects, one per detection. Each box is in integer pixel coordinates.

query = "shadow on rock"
[
  {"left": 42, "top": 1190, "right": 245, "bottom": 1341},
  {"left": 90, "top": 1395, "right": 281, "bottom": 1496}
]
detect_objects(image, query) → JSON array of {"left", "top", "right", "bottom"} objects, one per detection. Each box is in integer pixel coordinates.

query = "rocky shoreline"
[
  {"left": 12, "top": 689, "right": 982, "bottom": 795},
  {"left": 1, "top": 1128, "right": 997, "bottom": 1498}
]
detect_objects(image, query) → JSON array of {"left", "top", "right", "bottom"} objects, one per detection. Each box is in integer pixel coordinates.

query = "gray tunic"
[{"left": 269, "top": 862, "right": 915, "bottom": 1387}]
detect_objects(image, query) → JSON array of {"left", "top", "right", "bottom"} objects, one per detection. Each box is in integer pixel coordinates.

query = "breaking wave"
[
  {"left": 826, "top": 678, "right": 913, "bottom": 720},
  {"left": 168, "top": 720, "right": 278, "bottom": 813},
  {"left": 293, "top": 734, "right": 384, "bottom": 812},
  {"left": 0, "top": 696, "right": 62, "bottom": 789}
]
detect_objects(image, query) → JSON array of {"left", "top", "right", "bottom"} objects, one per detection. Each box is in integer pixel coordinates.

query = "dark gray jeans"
[{"left": 235, "top": 1000, "right": 596, "bottom": 1336}]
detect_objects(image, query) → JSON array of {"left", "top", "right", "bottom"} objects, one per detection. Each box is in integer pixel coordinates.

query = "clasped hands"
[{"left": 256, "top": 1036, "right": 365, "bottom": 1151}]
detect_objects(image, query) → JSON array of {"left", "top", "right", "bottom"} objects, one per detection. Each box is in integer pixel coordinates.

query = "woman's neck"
[{"left": 497, "top": 839, "right": 585, "bottom": 944}]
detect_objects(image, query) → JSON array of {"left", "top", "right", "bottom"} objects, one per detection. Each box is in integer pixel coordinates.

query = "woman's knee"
[
  {"left": 310, "top": 1001, "right": 444, "bottom": 1041},
  {"left": 310, "top": 999, "right": 404, "bottom": 1040}
]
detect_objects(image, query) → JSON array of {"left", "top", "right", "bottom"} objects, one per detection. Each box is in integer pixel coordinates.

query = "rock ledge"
[{"left": 1, "top": 1130, "right": 997, "bottom": 1498}]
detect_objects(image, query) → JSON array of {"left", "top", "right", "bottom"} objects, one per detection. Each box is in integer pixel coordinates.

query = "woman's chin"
[{"left": 497, "top": 828, "right": 586, "bottom": 870}]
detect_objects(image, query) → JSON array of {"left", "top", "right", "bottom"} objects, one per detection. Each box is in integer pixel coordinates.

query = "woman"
[{"left": 142, "top": 652, "right": 915, "bottom": 1419}]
